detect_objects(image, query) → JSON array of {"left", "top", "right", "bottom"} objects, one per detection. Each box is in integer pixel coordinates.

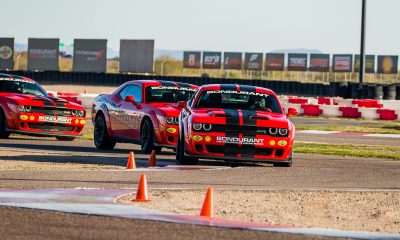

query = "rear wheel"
[
  {"left": 0, "top": 109, "right": 10, "bottom": 139},
  {"left": 140, "top": 118, "right": 161, "bottom": 154},
  {"left": 55, "top": 136, "right": 75, "bottom": 141},
  {"left": 94, "top": 114, "right": 116, "bottom": 150},
  {"left": 176, "top": 128, "right": 198, "bottom": 165},
  {"left": 273, "top": 150, "right": 293, "bottom": 167}
]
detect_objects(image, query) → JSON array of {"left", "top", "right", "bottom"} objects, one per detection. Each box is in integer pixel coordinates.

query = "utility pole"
[{"left": 359, "top": 0, "right": 366, "bottom": 89}]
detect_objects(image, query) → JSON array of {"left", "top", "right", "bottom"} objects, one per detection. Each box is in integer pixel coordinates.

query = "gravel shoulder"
[{"left": 119, "top": 189, "right": 400, "bottom": 234}]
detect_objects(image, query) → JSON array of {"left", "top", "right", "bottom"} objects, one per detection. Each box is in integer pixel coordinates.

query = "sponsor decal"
[
  {"left": 38, "top": 115, "right": 73, "bottom": 124},
  {"left": 0, "top": 45, "right": 13, "bottom": 59},
  {"left": 269, "top": 140, "right": 276, "bottom": 146},
  {"left": 29, "top": 48, "right": 57, "bottom": 59},
  {"left": 167, "top": 127, "right": 177, "bottom": 133},
  {"left": 216, "top": 136, "right": 265, "bottom": 145},
  {"left": 29, "top": 116, "right": 35, "bottom": 121},
  {"left": 0, "top": 77, "right": 34, "bottom": 84},
  {"left": 265, "top": 53, "right": 285, "bottom": 71},
  {"left": 334, "top": 57, "right": 351, "bottom": 71},
  {"left": 151, "top": 86, "right": 197, "bottom": 92},
  {"left": 203, "top": 52, "right": 221, "bottom": 69},
  {"left": 257, "top": 129, "right": 267, "bottom": 134},
  {"left": 193, "top": 135, "right": 203, "bottom": 141},
  {"left": 206, "top": 90, "right": 269, "bottom": 98},
  {"left": 204, "top": 55, "right": 220, "bottom": 64},
  {"left": 205, "top": 136, "right": 212, "bottom": 142},
  {"left": 289, "top": 57, "right": 306, "bottom": 66},
  {"left": 75, "top": 119, "right": 79, "bottom": 124},
  {"left": 183, "top": 51, "right": 201, "bottom": 68},
  {"left": 80, "top": 120, "right": 86, "bottom": 125},
  {"left": 245, "top": 53, "right": 263, "bottom": 70},
  {"left": 20, "top": 115, "right": 28, "bottom": 120},
  {"left": 278, "top": 140, "right": 287, "bottom": 146},
  {"left": 382, "top": 56, "right": 393, "bottom": 73},
  {"left": 75, "top": 50, "right": 104, "bottom": 61}
]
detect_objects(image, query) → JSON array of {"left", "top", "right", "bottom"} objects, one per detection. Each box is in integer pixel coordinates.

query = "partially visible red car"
[
  {"left": 176, "top": 84, "right": 298, "bottom": 166},
  {"left": 0, "top": 74, "right": 86, "bottom": 140},
  {"left": 91, "top": 80, "right": 198, "bottom": 153}
]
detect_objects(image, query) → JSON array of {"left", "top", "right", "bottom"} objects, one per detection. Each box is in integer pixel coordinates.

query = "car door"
[{"left": 113, "top": 84, "right": 144, "bottom": 141}]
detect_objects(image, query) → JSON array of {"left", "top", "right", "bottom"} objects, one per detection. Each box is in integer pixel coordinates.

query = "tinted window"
[
  {"left": 0, "top": 79, "right": 48, "bottom": 97},
  {"left": 119, "top": 85, "right": 142, "bottom": 103},
  {"left": 195, "top": 90, "right": 282, "bottom": 113},
  {"left": 145, "top": 86, "right": 197, "bottom": 103}
]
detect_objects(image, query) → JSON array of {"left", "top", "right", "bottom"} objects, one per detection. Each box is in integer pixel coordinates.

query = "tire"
[
  {"left": 94, "top": 113, "right": 116, "bottom": 150},
  {"left": 140, "top": 118, "right": 161, "bottom": 154},
  {"left": 273, "top": 150, "right": 293, "bottom": 167},
  {"left": 0, "top": 109, "right": 10, "bottom": 139},
  {"left": 55, "top": 136, "right": 75, "bottom": 141},
  {"left": 176, "top": 127, "right": 198, "bottom": 165}
]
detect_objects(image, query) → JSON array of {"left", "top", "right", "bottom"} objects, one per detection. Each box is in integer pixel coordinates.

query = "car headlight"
[
  {"left": 278, "top": 128, "right": 288, "bottom": 136},
  {"left": 192, "top": 123, "right": 202, "bottom": 131},
  {"left": 77, "top": 110, "right": 85, "bottom": 117},
  {"left": 71, "top": 109, "right": 78, "bottom": 116},
  {"left": 203, "top": 123, "right": 212, "bottom": 131},
  {"left": 18, "top": 105, "right": 32, "bottom": 112},
  {"left": 192, "top": 123, "right": 212, "bottom": 131},
  {"left": 268, "top": 128, "right": 278, "bottom": 135},
  {"left": 166, "top": 117, "right": 178, "bottom": 125}
]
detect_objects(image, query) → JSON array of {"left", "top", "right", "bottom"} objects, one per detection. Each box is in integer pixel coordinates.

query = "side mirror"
[
  {"left": 124, "top": 95, "right": 135, "bottom": 104},
  {"left": 177, "top": 101, "right": 187, "bottom": 109},
  {"left": 287, "top": 107, "right": 298, "bottom": 117}
]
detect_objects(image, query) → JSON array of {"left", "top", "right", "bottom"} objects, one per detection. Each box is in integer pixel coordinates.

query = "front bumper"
[
  {"left": 185, "top": 131, "right": 294, "bottom": 162},
  {"left": 7, "top": 112, "right": 86, "bottom": 137},
  {"left": 155, "top": 124, "right": 179, "bottom": 148}
]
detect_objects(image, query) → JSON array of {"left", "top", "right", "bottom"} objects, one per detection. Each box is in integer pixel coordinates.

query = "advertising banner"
[
  {"left": 287, "top": 53, "right": 307, "bottom": 71},
  {"left": 354, "top": 55, "right": 375, "bottom": 73},
  {"left": 223, "top": 52, "right": 242, "bottom": 70},
  {"left": 120, "top": 40, "right": 154, "bottom": 73},
  {"left": 244, "top": 52, "right": 263, "bottom": 70},
  {"left": 0, "top": 38, "right": 14, "bottom": 70},
  {"left": 73, "top": 39, "right": 107, "bottom": 72},
  {"left": 183, "top": 51, "right": 201, "bottom": 69},
  {"left": 377, "top": 55, "right": 398, "bottom": 74},
  {"left": 28, "top": 38, "right": 59, "bottom": 71},
  {"left": 265, "top": 53, "right": 285, "bottom": 71},
  {"left": 202, "top": 52, "right": 222, "bottom": 69},
  {"left": 309, "top": 54, "right": 330, "bottom": 72},
  {"left": 332, "top": 54, "right": 352, "bottom": 72}
]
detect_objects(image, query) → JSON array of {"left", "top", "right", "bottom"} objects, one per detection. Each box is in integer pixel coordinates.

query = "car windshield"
[
  {"left": 145, "top": 86, "right": 197, "bottom": 103},
  {"left": 195, "top": 89, "right": 282, "bottom": 113},
  {"left": 0, "top": 78, "right": 48, "bottom": 97}
]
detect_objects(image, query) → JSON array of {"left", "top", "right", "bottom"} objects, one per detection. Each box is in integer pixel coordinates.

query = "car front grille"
[
  {"left": 30, "top": 107, "right": 73, "bottom": 116},
  {"left": 28, "top": 123, "right": 74, "bottom": 132},
  {"left": 205, "top": 144, "right": 274, "bottom": 156}
]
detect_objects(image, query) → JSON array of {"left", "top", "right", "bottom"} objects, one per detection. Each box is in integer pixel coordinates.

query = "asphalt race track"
[{"left": 0, "top": 130, "right": 399, "bottom": 239}]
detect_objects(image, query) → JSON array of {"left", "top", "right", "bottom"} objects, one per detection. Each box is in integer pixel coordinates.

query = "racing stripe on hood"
[
  {"left": 50, "top": 97, "right": 67, "bottom": 108},
  {"left": 34, "top": 96, "right": 56, "bottom": 107}
]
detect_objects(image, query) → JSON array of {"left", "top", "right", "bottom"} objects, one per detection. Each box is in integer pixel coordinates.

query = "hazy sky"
[{"left": 2, "top": 0, "right": 399, "bottom": 54}]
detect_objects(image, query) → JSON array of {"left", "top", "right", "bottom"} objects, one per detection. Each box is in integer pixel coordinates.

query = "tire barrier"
[{"left": 1, "top": 70, "right": 398, "bottom": 100}]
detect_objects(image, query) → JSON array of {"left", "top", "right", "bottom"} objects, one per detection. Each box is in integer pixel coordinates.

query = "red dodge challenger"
[
  {"left": 0, "top": 74, "right": 86, "bottom": 140},
  {"left": 91, "top": 80, "right": 198, "bottom": 153},
  {"left": 176, "top": 84, "right": 298, "bottom": 167}
]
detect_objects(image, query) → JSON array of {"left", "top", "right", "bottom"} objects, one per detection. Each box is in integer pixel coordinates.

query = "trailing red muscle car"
[
  {"left": 176, "top": 84, "right": 298, "bottom": 166},
  {"left": 0, "top": 74, "right": 86, "bottom": 140},
  {"left": 91, "top": 80, "right": 198, "bottom": 153}
]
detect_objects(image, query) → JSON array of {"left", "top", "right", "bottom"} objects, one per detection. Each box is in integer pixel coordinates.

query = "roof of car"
[
  {"left": 125, "top": 79, "right": 198, "bottom": 88},
  {"left": 198, "top": 84, "right": 276, "bottom": 95},
  {"left": 0, "top": 73, "right": 36, "bottom": 83}
]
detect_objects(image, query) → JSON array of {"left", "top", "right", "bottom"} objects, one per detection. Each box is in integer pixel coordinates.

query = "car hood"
[
  {"left": 148, "top": 103, "right": 181, "bottom": 117},
  {"left": 2, "top": 93, "right": 83, "bottom": 109},
  {"left": 191, "top": 108, "right": 288, "bottom": 127}
]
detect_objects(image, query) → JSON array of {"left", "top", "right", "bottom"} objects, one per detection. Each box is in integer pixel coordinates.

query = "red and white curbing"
[
  {"left": 280, "top": 96, "right": 400, "bottom": 120},
  {"left": 297, "top": 130, "right": 400, "bottom": 138}
]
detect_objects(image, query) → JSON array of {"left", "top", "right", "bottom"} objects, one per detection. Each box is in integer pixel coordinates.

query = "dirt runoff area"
[{"left": 119, "top": 189, "right": 400, "bottom": 233}]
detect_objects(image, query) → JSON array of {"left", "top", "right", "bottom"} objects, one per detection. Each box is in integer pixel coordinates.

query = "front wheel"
[
  {"left": 55, "top": 136, "right": 75, "bottom": 141},
  {"left": 94, "top": 114, "right": 116, "bottom": 150},
  {"left": 176, "top": 129, "right": 198, "bottom": 165},
  {"left": 0, "top": 110, "right": 10, "bottom": 139},
  {"left": 140, "top": 119, "right": 161, "bottom": 154}
]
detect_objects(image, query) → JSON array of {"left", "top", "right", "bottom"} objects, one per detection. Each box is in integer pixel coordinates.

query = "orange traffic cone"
[
  {"left": 134, "top": 174, "right": 151, "bottom": 202},
  {"left": 147, "top": 149, "right": 157, "bottom": 167},
  {"left": 126, "top": 151, "right": 136, "bottom": 169},
  {"left": 200, "top": 188, "right": 214, "bottom": 218}
]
